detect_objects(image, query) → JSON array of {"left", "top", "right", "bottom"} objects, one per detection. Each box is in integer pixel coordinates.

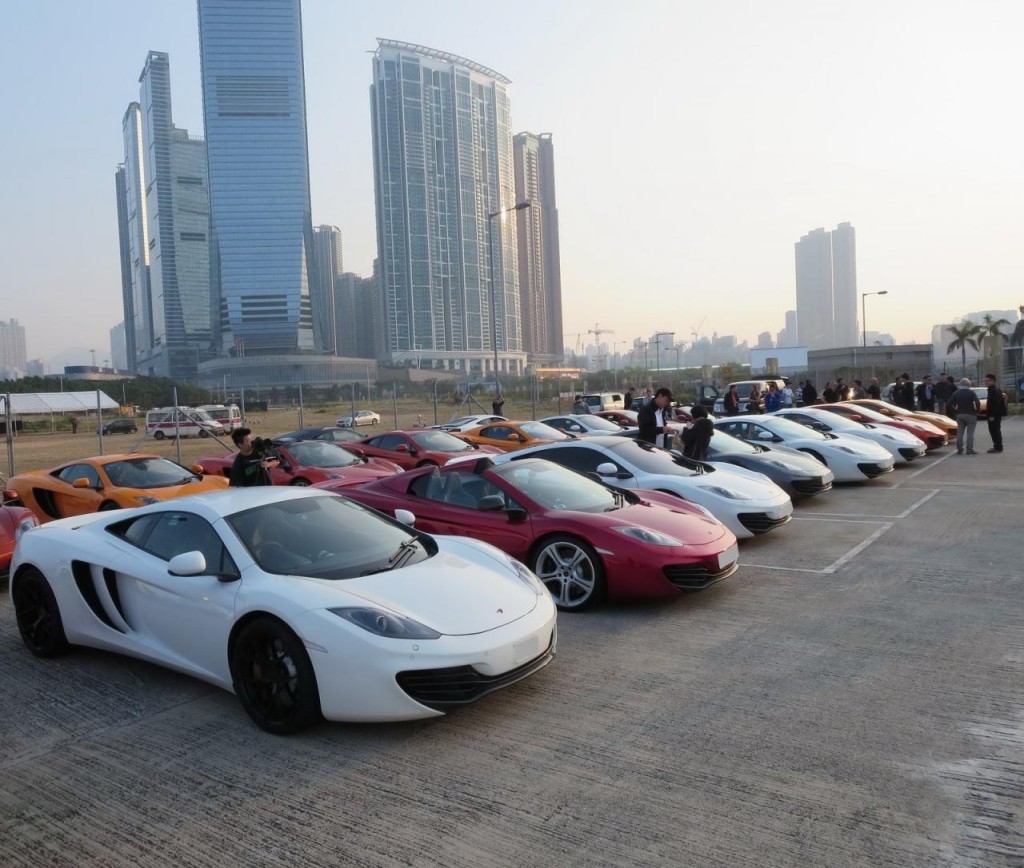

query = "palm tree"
[
  {"left": 1012, "top": 306, "right": 1024, "bottom": 348},
  {"left": 946, "top": 321, "right": 981, "bottom": 376},
  {"left": 979, "top": 313, "right": 1010, "bottom": 341}
]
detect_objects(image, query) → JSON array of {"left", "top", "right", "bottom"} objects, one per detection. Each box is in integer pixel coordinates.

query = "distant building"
[
  {"left": 756, "top": 331, "right": 774, "bottom": 349},
  {"left": 0, "top": 319, "right": 27, "bottom": 379},
  {"left": 199, "top": 0, "right": 316, "bottom": 356},
  {"left": 371, "top": 39, "right": 527, "bottom": 378},
  {"left": 333, "top": 272, "right": 380, "bottom": 359},
  {"left": 117, "top": 103, "right": 149, "bottom": 375},
  {"left": 26, "top": 359, "right": 45, "bottom": 377},
  {"left": 311, "top": 225, "right": 344, "bottom": 354},
  {"left": 776, "top": 310, "right": 797, "bottom": 348},
  {"left": 514, "top": 132, "right": 563, "bottom": 366},
  {"left": 795, "top": 223, "right": 857, "bottom": 350},
  {"left": 110, "top": 322, "right": 128, "bottom": 372}
]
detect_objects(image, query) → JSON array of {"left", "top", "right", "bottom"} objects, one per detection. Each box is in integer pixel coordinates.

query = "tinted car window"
[
  {"left": 57, "top": 464, "right": 101, "bottom": 487},
  {"left": 285, "top": 440, "right": 360, "bottom": 468},
  {"left": 365, "top": 433, "right": 406, "bottom": 450},
  {"left": 111, "top": 511, "right": 237, "bottom": 575},
  {"left": 410, "top": 431, "right": 474, "bottom": 452},
  {"left": 516, "top": 445, "right": 620, "bottom": 476}
]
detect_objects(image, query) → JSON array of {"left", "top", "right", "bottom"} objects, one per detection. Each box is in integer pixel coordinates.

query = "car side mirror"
[
  {"left": 168, "top": 551, "right": 208, "bottom": 577},
  {"left": 73, "top": 478, "right": 94, "bottom": 489},
  {"left": 756, "top": 431, "right": 774, "bottom": 441},
  {"left": 478, "top": 494, "right": 505, "bottom": 512},
  {"left": 395, "top": 443, "right": 409, "bottom": 453},
  {"left": 596, "top": 462, "right": 631, "bottom": 479},
  {"left": 506, "top": 506, "right": 528, "bottom": 523},
  {"left": 191, "top": 463, "right": 206, "bottom": 474},
  {"left": 393, "top": 509, "right": 416, "bottom": 526}
]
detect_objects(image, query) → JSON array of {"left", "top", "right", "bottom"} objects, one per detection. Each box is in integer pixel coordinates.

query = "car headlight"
[
  {"left": 135, "top": 495, "right": 159, "bottom": 504},
  {"left": 706, "top": 485, "right": 744, "bottom": 499},
  {"left": 612, "top": 526, "right": 683, "bottom": 547},
  {"left": 329, "top": 607, "right": 440, "bottom": 639},
  {"left": 507, "top": 556, "right": 546, "bottom": 596},
  {"left": 14, "top": 515, "right": 39, "bottom": 541}
]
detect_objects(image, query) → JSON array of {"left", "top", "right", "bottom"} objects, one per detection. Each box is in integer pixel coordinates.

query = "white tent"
[{"left": 0, "top": 391, "right": 120, "bottom": 414}]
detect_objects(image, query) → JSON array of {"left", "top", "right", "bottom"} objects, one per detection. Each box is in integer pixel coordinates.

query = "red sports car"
[
  {"left": 0, "top": 502, "right": 38, "bottom": 577},
  {"left": 594, "top": 410, "right": 639, "bottom": 428},
  {"left": 815, "top": 403, "right": 947, "bottom": 450},
  {"left": 350, "top": 429, "right": 504, "bottom": 470},
  {"left": 331, "top": 455, "right": 739, "bottom": 611},
  {"left": 197, "top": 438, "right": 402, "bottom": 488}
]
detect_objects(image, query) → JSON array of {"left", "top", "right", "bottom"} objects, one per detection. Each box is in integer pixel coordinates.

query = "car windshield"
[
  {"left": 707, "top": 431, "right": 758, "bottom": 455},
  {"left": 606, "top": 440, "right": 700, "bottom": 476},
  {"left": 283, "top": 440, "right": 359, "bottom": 468},
  {"left": 762, "top": 417, "right": 829, "bottom": 441},
  {"left": 492, "top": 460, "right": 619, "bottom": 513},
  {"left": 228, "top": 495, "right": 429, "bottom": 578},
  {"left": 446, "top": 416, "right": 477, "bottom": 427},
  {"left": 103, "top": 457, "right": 199, "bottom": 488},
  {"left": 519, "top": 421, "right": 570, "bottom": 440},
  {"left": 410, "top": 430, "right": 474, "bottom": 452},
  {"left": 793, "top": 412, "right": 860, "bottom": 432}
]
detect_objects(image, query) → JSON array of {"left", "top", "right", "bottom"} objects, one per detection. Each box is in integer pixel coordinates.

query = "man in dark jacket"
[
  {"left": 680, "top": 405, "right": 714, "bottom": 460},
  {"left": 801, "top": 380, "right": 818, "bottom": 406},
  {"left": 934, "top": 375, "right": 956, "bottom": 415},
  {"left": 638, "top": 387, "right": 673, "bottom": 448},
  {"left": 915, "top": 376, "right": 935, "bottom": 412},
  {"left": 947, "top": 378, "right": 981, "bottom": 454},
  {"left": 985, "top": 373, "right": 1007, "bottom": 453},
  {"left": 867, "top": 378, "right": 881, "bottom": 400},
  {"left": 723, "top": 385, "right": 741, "bottom": 416},
  {"left": 895, "top": 374, "right": 916, "bottom": 410}
]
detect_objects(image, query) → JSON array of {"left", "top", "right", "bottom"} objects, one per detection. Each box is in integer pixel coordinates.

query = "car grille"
[
  {"left": 663, "top": 559, "right": 738, "bottom": 591},
  {"left": 396, "top": 633, "right": 555, "bottom": 712},
  {"left": 791, "top": 477, "right": 832, "bottom": 496},
  {"left": 857, "top": 462, "right": 893, "bottom": 478},
  {"left": 737, "top": 512, "right": 792, "bottom": 534},
  {"left": 898, "top": 446, "right": 923, "bottom": 460}
]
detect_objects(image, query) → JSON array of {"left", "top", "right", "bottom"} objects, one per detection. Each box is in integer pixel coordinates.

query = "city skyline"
[{"left": 4, "top": 1, "right": 1024, "bottom": 366}]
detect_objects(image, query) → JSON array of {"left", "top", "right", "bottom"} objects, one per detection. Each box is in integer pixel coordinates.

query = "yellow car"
[
  {"left": 458, "top": 420, "right": 576, "bottom": 453},
  {"left": 844, "top": 399, "right": 958, "bottom": 438},
  {"left": 5, "top": 453, "right": 229, "bottom": 523}
]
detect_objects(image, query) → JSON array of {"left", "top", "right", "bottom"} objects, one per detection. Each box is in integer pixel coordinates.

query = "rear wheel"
[
  {"left": 230, "top": 617, "right": 321, "bottom": 734},
  {"left": 289, "top": 478, "right": 310, "bottom": 487},
  {"left": 99, "top": 501, "right": 121, "bottom": 512},
  {"left": 154, "top": 430, "right": 165, "bottom": 440},
  {"left": 13, "top": 568, "right": 69, "bottom": 657},
  {"left": 199, "top": 429, "right": 210, "bottom": 438},
  {"left": 531, "top": 535, "right": 606, "bottom": 611}
]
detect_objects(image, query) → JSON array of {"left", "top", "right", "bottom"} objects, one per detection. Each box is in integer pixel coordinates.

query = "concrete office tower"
[
  {"left": 311, "top": 225, "right": 343, "bottom": 354},
  {"left": 795, "top": 223, "right": 857, "bottom": 350},
  {"left": 110, "top": 322, "right": 128, "bottom": 373},
  {"left": 371, "top": 39, "right": 525, "bottom": 376},
  {"left": 334, "top": 272, "right": 380, "bottom": 359},
  {"left": 0, "top": 319, "right": 28, "bottom": 379},
  {"left": 513, "top": 132, "right": 563, "bottom": 365},
  {"left": 198, "top": 0, "right": 316, "bottom": 356}
]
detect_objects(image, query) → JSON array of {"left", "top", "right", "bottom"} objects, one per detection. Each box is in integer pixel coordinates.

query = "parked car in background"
[
  {"left": 275, "top": 426, "right": 366, "bottom": 445},
  {"left": 434, "top": 414, "right": 508, "bottom": 432},
  {"left": 146, "top": 406, "right": 225, "bottom": 439},
  {"left": 701, "top": 379, "right": 788, "bottom": 414},
  {"left": 9, "top": 487, "right": 556, "bottom": 732},
  {"left": 459, "top": 420, "right": 575, "bottom": 452},
  {"left": 815, "top": 403, "right": 948, "bottom": 450},
  {"left": 775, "top": 407, "right": 928, "bottom": 464},
  {"left": 581, "top": 393, "right": 625, "bottom": 412},
  {"left": 336, "top": 410, "right": 381, "bottom": 428},
  {"left": 714, "top": 415, "right": 895, "bottom": 482},
  {"left": 352, "top": 429, "right": 503, "bottom": 470},
  {"left": 101, "top": 418, "right": 139, "bottom": 435},
  {"left": 5, "top": 454, "right": 229, "bottom": 522},
  {"left": 594, "top": 410, "right": 639, "bottom": 428},
  {"left": 197, "top": 439, "right": 401, "bottom": 488},
  {"left": 539, "top": 414, "right": 630, "bottom": 437},
  {"left": 843, "top": 399, "right": 958, "bottom": 438},
  {"left": 198, "top": 404, "right": 243, "bottom": 432},
  {"left": 342, "top": 456, "right": 739, "bottom": 610}
]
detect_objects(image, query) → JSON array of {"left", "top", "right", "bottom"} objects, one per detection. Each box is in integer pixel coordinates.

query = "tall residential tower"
[
  {"left": 794, "top": 222, "right": 857, "bottom": 350},
  {"left": 371, "top": 39, "right": 526, "bottom": 377}
]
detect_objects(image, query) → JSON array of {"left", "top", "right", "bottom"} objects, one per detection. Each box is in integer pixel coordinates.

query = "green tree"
[
  {"left": 1011, "top": 306, "right": 1024, "bottom": 347},
  {"left": 946, "top": 321, "right": 981, "bottom": 376},
  {"left": 979, "top": 313, "right": 1010, "bottom": 341}
]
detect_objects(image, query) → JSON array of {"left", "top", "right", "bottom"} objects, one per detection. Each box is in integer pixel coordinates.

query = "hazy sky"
[{"left": 3, "top": 0, "right": 1022, "bottom": 367}]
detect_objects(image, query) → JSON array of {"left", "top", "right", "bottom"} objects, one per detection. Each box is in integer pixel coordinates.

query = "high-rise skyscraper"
[
  {"left": 0, "top": 319, "right": 28, "bottom": 379},
  {"left": 513, "top": 132, "right": 563, "bottom": 365},
  {"left": 794, "top": 222, "right": 857, "bottom": 350},
  {"left": 311, "top": 225, "right": 343, "bottom": 354},
  {"left": 371, "top": 39, "right": 526, "bottom": 377},
  {"left": 198, "top": 0, "right": 316, "bottom": 356},
  {"left": 116, "top": 52, "right": 211, "bottom": 378}
]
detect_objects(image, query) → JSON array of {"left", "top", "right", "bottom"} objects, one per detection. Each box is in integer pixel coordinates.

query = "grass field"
[{"left": 0, "top": 397, "right": 565, "bottom": 477}]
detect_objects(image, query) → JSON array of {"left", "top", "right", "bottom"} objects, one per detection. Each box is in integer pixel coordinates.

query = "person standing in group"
[
  {"left": 985, "top": 373, "right": 1007, "bottom": 453},
  {"left": 781, "top": 382, "right": 795, "bottom": 408},
  {"left": 491, "top": 394, "right": 505, "bottom": 416},
  {"left": 834, "top": 378, "right": 848, "bottom": 401},
  {"left": 947, "top": 377, "right": 981, "bottom": 455},
  {"left": 642, "top": 387, "right": 654, "bottom": 404},
  {"left": 822, "top": 381, "right": 837, "bottom": 403},
  {"left": 572, "top": 395, "right": 591, "bottom": 414},
  {"left": 638, "top": 387, "right": 673, "bottom": 448},
  {"left": 747, "top": 383, "right": 762, "bottom": 414},
  {"left": 867, "top": 377, "right": 881, "bottom": 400},
  {"left": 724, "top": 385, "right": 741, "bottom": 416},
  {"left": 764, "top": 382, "right": 782, "bottom": 413},
  {"left": 894, "top": 374, "right": 915, "bottom": 411},
  {"left": 851, "top": 379, "right": 867, "bottom": 399},
  {"left": 802, "top": 380, "right": 818, "bottom": 406},
  {"left": 679, "top": 405, "right": 714, "bottom": 460},
  {"left": 934, "top": 374, "right": 956, "bottom": 416},
  {"left": 624, "top": 385, "right": 636, "bottom": 410},
  {"left": 915, "top": 376, "right": 936, "bottom": 412}
]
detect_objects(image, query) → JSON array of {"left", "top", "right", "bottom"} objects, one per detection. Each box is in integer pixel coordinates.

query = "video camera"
[{"left": 250, "top": 436, "right": 279, "bottom": 462}]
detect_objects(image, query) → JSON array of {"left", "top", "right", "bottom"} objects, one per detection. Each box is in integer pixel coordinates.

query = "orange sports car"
[
  {"left": 843, "top": 399, "right": 958, "bottom": 438},
  {"left": 5, "top": 453, "right": 229, "bottom": 523},
  {"left": 458, "top": 420, "right": 577, "bottom": 452}
]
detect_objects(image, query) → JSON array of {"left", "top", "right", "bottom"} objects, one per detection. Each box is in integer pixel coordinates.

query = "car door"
[
  {"left": 51, "top": 463, "right": 105, "bottom": 517},
  {"left": 106, "top": 509, "right": 240, "bottom": 683},
  {"left": 363, "top": 432, "right": 413, "bottom": 468}
]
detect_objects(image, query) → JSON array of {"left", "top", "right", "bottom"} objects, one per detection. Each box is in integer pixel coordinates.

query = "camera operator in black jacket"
[{"left": 228, "top": 427, "right": 280, "bottom": 487}]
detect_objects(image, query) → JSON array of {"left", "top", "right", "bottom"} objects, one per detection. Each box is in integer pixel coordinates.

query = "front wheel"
[
  {"left": 230, "top": 617, "right": 321, "bottom": 734},
  {"left": 99, "top": 501, "right": 121, "bottom": 512},
  {"left": 199, "top": 429, "right": 210, "bottom": 438},
  {"left": 154, "top": 430, "right": 165, "bottom": 440},
  {"left": 13, "top": 568, "right": 70, "bottom": 658},
  {"left": 531, "top": 535, "right": 606, "bottom": 611},
  {"left": 289, "top": 478, "right": 310, "bottom": 487}
]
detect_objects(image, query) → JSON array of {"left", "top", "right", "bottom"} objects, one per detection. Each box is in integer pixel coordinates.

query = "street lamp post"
[
  {"left": 487, "top": 201, "right": 531, "bottom": 399},
  {"left": 862, "top": 291, "right": 889, "bottom": 347}
]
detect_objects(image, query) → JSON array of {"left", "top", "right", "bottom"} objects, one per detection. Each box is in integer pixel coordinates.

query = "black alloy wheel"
[
  {"left": 230, "top": 618, "right": 321, "bottom": 735},
  {"left": 13, "top": 568, "right": 70, "bottom": 657}
]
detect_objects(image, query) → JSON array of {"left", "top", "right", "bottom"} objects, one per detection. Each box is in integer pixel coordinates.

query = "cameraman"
[{"left": 229, "top": 427, "right": 279, "bottom": 487}]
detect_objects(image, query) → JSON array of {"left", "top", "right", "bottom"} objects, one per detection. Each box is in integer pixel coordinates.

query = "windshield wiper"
[
  {"left": 604, "top": 490, "right": 626, "bottom": 512},
  {"left": 360, "top": 538, "right": 421, "bottom": 576}
]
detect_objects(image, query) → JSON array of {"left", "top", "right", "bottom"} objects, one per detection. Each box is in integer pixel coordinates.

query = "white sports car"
[
  {"left": 714, "top": 415, "right": 895, "bottom": 482},
  {"left": 10, "top": 488, "right": 556, "bottom": 734},
  {"left": 775, "top": 407, "right": 927, "bottom": 464},
  {"left": 491, "top": 436, "right": 794, "bottom": 539}
]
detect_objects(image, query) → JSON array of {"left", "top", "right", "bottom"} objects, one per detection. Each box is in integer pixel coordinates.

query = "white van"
[
  {"left": 146, "top": 406, "right": 226, "bottom": 440},
  {"left": 198, "top": 404, "right": 243, "bottom": 432},
  {"left": 582, "top": 392, "right": 625, "bottom": 412}
]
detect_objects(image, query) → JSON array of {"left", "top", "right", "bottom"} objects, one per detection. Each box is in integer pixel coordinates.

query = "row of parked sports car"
[{"left": 2, "top": 397, "right": 957, "bottom": 734}]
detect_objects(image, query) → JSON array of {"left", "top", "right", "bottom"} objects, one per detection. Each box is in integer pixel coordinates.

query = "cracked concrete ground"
[{"left": 1, "top": 421, "right": 1022, "bottom": 866}]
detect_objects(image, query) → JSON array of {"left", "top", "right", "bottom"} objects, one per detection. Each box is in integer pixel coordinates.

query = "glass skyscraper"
[
  {"left": 371, "top": 39, "right": 525, "bottom": 376},
  {"left": 795, "top": 223, "right": 858, "bottom": 350},
  {"left": 198, "top": 0, "right": 316, "bottom": 356}
]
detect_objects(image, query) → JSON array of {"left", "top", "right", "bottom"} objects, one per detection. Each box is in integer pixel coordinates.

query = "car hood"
[
  {"left": 816, "top": 433, "right": 893, "bottom": 458},
  {"left": 613, "top": 499, "right": 730, "bottom": 545},
  {"left": 334, "top": 538, "right": 539, "bottom": 636}
]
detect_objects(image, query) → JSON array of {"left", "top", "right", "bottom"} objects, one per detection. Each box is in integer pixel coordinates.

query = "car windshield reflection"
[
  {"left": 492, "top": 460, "right": 618, "bottom": 513},
  {"left": 284, "top": 440, "right": 360, "bottom": 468},
  {"left": 410, "top": 431, "right": 473, "bottom": 452},
  {"left": 606, "top": 440, "right": 700, "bottom": 476},
  {"left": 104, "top": 457, "right": 200, "bottom": 488}
]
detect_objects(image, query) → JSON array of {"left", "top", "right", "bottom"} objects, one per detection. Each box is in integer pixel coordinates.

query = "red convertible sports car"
[
  {"left": 198, "top": 438, "right": 402, "bottom": 488},
  {"left": 351, "top": 429, "right": 504, "bottom": 470},
  {"left": 332, "top": 456, "right": 739, "bottom": 611}
]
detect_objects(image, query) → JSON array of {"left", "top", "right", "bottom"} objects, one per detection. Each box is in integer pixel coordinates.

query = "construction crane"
[
  {"left": 690, "top": 315, "right": 708, "bottom": 345},
  {"left": 587, "top": 323, "right": 615, "bottom": 348}
]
